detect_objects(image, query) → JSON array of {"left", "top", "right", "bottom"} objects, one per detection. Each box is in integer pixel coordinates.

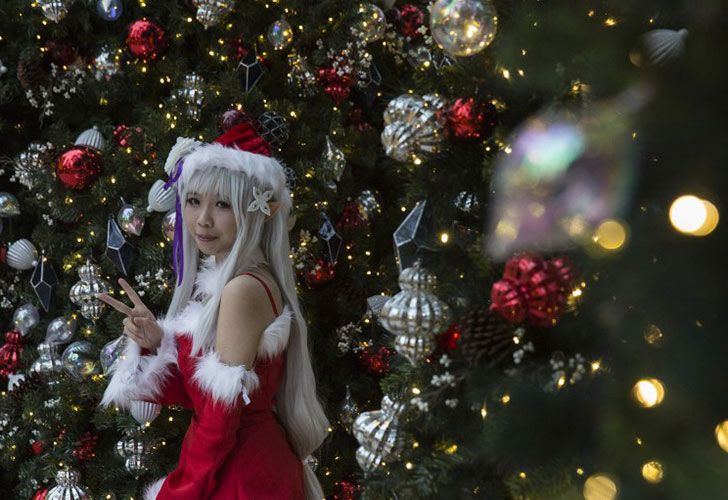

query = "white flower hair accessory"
[{"left": 247, "top": 186, "right": 274, "bottom": 216}]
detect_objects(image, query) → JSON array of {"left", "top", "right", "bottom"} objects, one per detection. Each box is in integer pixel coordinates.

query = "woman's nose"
[{"left": 197, "top": 204, "right": 213, "bottom": 227}]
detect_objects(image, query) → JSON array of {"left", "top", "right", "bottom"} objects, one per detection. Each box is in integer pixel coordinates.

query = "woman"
[{"left": 98, "top": 122, "right": 330, "bottom": 499}]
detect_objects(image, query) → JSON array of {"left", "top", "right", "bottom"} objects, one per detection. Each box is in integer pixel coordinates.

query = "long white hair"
[{"left": 166, "top": 144, "right": 330, "bottom": 499}]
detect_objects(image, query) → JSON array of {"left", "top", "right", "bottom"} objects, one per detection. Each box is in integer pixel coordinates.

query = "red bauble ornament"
[
  {"left": 0, "top": 330, "right": 25, "bottom": 377},
  {"left": 316, "top": 67, "right": 354, "bottom": 104},
  {"left": 46, "top": 38, "right": 80, "bottom": 67},
  {"left": 125, "top": 19, "right": 168, "bottom": 61},
  {"left": 72, "top": 431, "right": 99, "bottom": 461},
  {"left": 302, "top": 258, "right": 336, "bottom": 288},
  {"left": 337, "top": 201, "right": 368, "bottom": 232},
  {"left": 438, "top": 323, "right": 462, "bottom": 353},
  {"left": 56, "top": 147, "right": 102, "bottom": 191},
  {"left": 357, "top": 346, "right": 395, "bottom": 376},
  {"left": 491, "top": 254, "right": 568, "bottom": 327},
  {"left": 32, "top": 489, "right": 48, "bottom": 500},
  {"left": 218, "top": 108, "right": 253, "bottom": 133},
  {"left": 445, "top": 97, "right": 498, "bottom": 140},
  {"left": 398, "top": 4, "right": 425, "bottom": 38},
  {"left": 333, "top": 480, "right": 363, "bottom": 500},
  {"left": 30, "top": 440, "right": 45, "bottom": 456}
]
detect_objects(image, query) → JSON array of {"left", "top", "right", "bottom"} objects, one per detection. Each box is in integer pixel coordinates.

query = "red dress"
[{"left": 101, "top": 272, "right": 304, "bottom": 499}]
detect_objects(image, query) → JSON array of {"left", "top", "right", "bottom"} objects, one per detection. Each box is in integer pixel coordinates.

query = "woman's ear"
[{"left": 265, "top": 201, "right": 282, "bottom": 220}]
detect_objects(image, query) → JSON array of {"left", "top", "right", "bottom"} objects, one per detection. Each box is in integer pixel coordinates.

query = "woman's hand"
[{"left": 96, "top": 278, "right": 163, "bottom": 351}]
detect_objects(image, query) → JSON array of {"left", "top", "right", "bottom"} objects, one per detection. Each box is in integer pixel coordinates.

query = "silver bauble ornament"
[
  {"left": 39, "top": 0, "right": 75, "bottom": 23},
  {"left": 357, "top": 190, "right": 380, "bottom": 220},
  {"left": 267, "top": 18, "right": 294, "bottom": 51},
  {"left": 74, "top": 125, "right": 106, "bottom": 152},
  {"left": 46, "top": 469, "right": 90, "bottom": 500},
  {"left": 7, "top": 238, "right": 39, "bottom": 270},
  {"left": 352, "top": 395, "right": 406, "bottom": 473},
  {"left": 130, "top": 400, "right": 162, "bottom": 426},
  {"left": 115, "top": 434, "right": 149, "bottom": 477},
  {"left": 30, "top": 342, "right": 64, "bottom": 375},
  {"left": 379, "top": 262, "right": 451, "bottom": 365},
  {"left": 176, "top": 73, "right": 205, "bottom": 120},
  {"left": 45, "top": 316, "right": 77, "bottom": 344},
  {"left": 117, "top": 201, "right": 145, "bottom": 236},
  {"left": 69, "top": 260, "right": 110, "bottom": 320},
  {"left": 62, "top": 340, "right": 100, "bottom": 381},
  {"left": 354, "top": 3, "right": 386, "bottom": 43},
  {"left": 161, "top": 210, "right": 176, "bottom": 242},
  {"left": 195, "top": 0, "right": 233, "bottom": 28},
  {"left": 381, "top": 94, "right": 445, "bottom": 162},
  {"left": 430, "top": 0, "right": 498, "bottom": 57},
  {"left": 147, "top": 179, "right": 176, "bottom": 213},
  {"left": 13, "top": 303, "right": 40, "bottom": 335},
  {"left": 0, "top": 192, "right": 20, "bottom": 217}
]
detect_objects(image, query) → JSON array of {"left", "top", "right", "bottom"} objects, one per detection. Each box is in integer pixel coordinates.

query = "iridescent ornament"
[
  {"left": 357, "top": 189, "right": 380, "bottom": 220},
  {"left": 56, "top": 146, "right": 102, "bottom": 191},
  {"left": 162, "top": 210, "right": 176, "bottom": 242},
  {"left": 256, "top": 111, "right": 289, "bottom": 147},
  {"left": 147, "top": 179, "right": 176, "bottom": 213},
  {"left": 46, "top": 469, "right": 90, "bottom": 500},
  {"left": 485, "top": 87, "right": 646, "bottom": 260},
  {"left": 117, "top": 201, "right": 145, "bottom": 236},
  {"left": 0, "top": 192, "right": 20, "bottom": 217},
  {"left": 430, "top": 0, "right": 498, "bottom": 57},
  {"left": 62, "top": 341, "right": 100, "bottom": 381},
  {"left": 195, "top": 0, "right": 233, "bottom": 28},
  {"left": 176, "top": 73, "right": 205, "bottom": 120},
  {"left": 100, "top": 335, "right": 126, "bottom": 374},
  {"left": 96, "top": 0, "right": 122, "bottom": 21},
  {"left": 13, "top": 303, "right": 40, "bottom": 335},
  {"left": 125, "top": 19, "right": 168, "bottom": 61},
  {"left": 69, "top": 260, "right": 110, "bottom": 320},
  {"left": 381, "top": 94, "right": 445, "bottom": 162},
  {"left": 337, "top": 384, "right": 359, "bottom": 432},
  {"left": 115, "top": 433, "right": 149, "bottom": 477},
  {"left": 39, "top": 0, "right": 74, "bottom": 23},
  {"left": 354, "top": 3, "right": 387, "bottom": 43},
  {"left": 352, "top": 395, "right": 406, "bottom": 473},
  {"left": 322, "top": 135, "right": 346, "bottom": 187},
  {"left": 267, "top": 18, "right": 293, "bottom": 51},
  {"left": 7, "top": 238, "right": 39, "bottom": 270}
]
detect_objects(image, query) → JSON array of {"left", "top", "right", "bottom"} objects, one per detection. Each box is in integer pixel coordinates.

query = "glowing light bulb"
[
  {"left": 669, "top": 195, "right": 706, "bottom": 233},
  {"left": 641, "top": 460, "right": 664, "bottom": 483},
  {"left": 632, "top": 378, "right": 665, "bottom": 408}
]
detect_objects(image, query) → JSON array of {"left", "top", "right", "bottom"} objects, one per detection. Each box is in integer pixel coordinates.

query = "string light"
[{"left": 632, "top": 378, "right": 665, "bottom": 408}]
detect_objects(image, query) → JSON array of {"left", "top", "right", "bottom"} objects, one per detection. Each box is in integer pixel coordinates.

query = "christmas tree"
[{"left": 1, "top": 0, "right": 725, "bottom": 498}]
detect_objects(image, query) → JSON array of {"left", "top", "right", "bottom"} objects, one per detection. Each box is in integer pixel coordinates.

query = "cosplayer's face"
[{"left": 184, "top": 191, "right": 237, "bottom": 260}]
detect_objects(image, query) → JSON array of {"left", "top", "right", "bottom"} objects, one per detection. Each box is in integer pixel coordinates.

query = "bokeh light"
[
  {"left": 593, "top": 219, "right": 628, "bottom": 251},
  {"left": 714, "top": 420, "right": 728, "bottom": 452},
  {"left": 641, "top": 460, "right": 664, "bottom": 483},
  {"left": 583, "top": 473, "right": 618, "bottom": 500},
  {"left": 632, "top": 378, "right": 665, "bottom": 408}
]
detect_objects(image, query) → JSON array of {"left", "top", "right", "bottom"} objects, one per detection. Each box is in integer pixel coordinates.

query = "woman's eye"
[
  {"left": 216, "top": 201, "right": 231, "bottom": 209},
  {"left": 185, "top": 197, "right": 199, "bottom": 205}
]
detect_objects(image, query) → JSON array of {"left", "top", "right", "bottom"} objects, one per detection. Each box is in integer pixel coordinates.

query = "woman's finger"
[
  {"left": 118, "top": 278, "right": 146, "bottom": 310},
  {"left": 97, "top": 293, "right": 133, "bottom": 316}
]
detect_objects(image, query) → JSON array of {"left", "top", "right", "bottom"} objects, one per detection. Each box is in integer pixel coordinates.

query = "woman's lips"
[{"left": 196, "top": 234, "right": 218, "bottom": 242}]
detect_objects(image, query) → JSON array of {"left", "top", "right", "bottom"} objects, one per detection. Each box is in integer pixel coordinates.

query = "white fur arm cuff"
[
  {"left": 100, "top": 321, "right": 179, "bottom": 410},
  {"left": 193, "top": 350, "right": 260, "bottom": 407}
]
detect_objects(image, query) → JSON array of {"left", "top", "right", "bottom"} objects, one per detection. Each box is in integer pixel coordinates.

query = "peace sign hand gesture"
[{"left": 96, "top": 278, "right": 164, "bottom": 352}]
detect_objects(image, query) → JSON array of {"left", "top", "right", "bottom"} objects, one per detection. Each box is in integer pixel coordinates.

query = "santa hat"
[{"left": 162, "top": 122, "right": 288, "bottom": 285}]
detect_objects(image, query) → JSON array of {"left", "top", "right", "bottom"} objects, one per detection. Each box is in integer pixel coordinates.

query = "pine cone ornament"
[
  {"left": 459, "top": 305, "right": 514, "bottom": 367},
  {"left": 10, "top": 371, "right": 44, "bottom": 405},
  {"left": 17, "top": 58, "right": 48, "bottom": 90}
]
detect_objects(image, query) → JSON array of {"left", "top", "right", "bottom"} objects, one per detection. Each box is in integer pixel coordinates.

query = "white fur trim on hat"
[
  {"left": 180, "top": 142, "right": 288, "bottom": 194},
  {"left": 192, "top": 351, "right": 260, "bottom": 407},
  {"left": 164, "top": 137, "right": 202, "bottom": 176}
]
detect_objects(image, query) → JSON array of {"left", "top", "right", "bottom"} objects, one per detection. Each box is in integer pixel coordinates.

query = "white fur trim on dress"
[
  {"left": 257, "top": 305, "right": 293, "bottom": 360},
  {"left": 144, "top": 475, "right": 167, "bottom": 500},
  {"left": 193, "top": 350, "right": 260, "bottom": 407},
  {"left": 99, "top": 317, "right": 180, "bottom": 410},
  {"left": 181, "top": 142, "right": 288, "bottom": 195}
]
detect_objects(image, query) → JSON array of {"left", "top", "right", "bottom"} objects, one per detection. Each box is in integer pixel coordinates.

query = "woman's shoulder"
[{"left": 224, "top": 270, "right": 283, "bottom": 316}]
